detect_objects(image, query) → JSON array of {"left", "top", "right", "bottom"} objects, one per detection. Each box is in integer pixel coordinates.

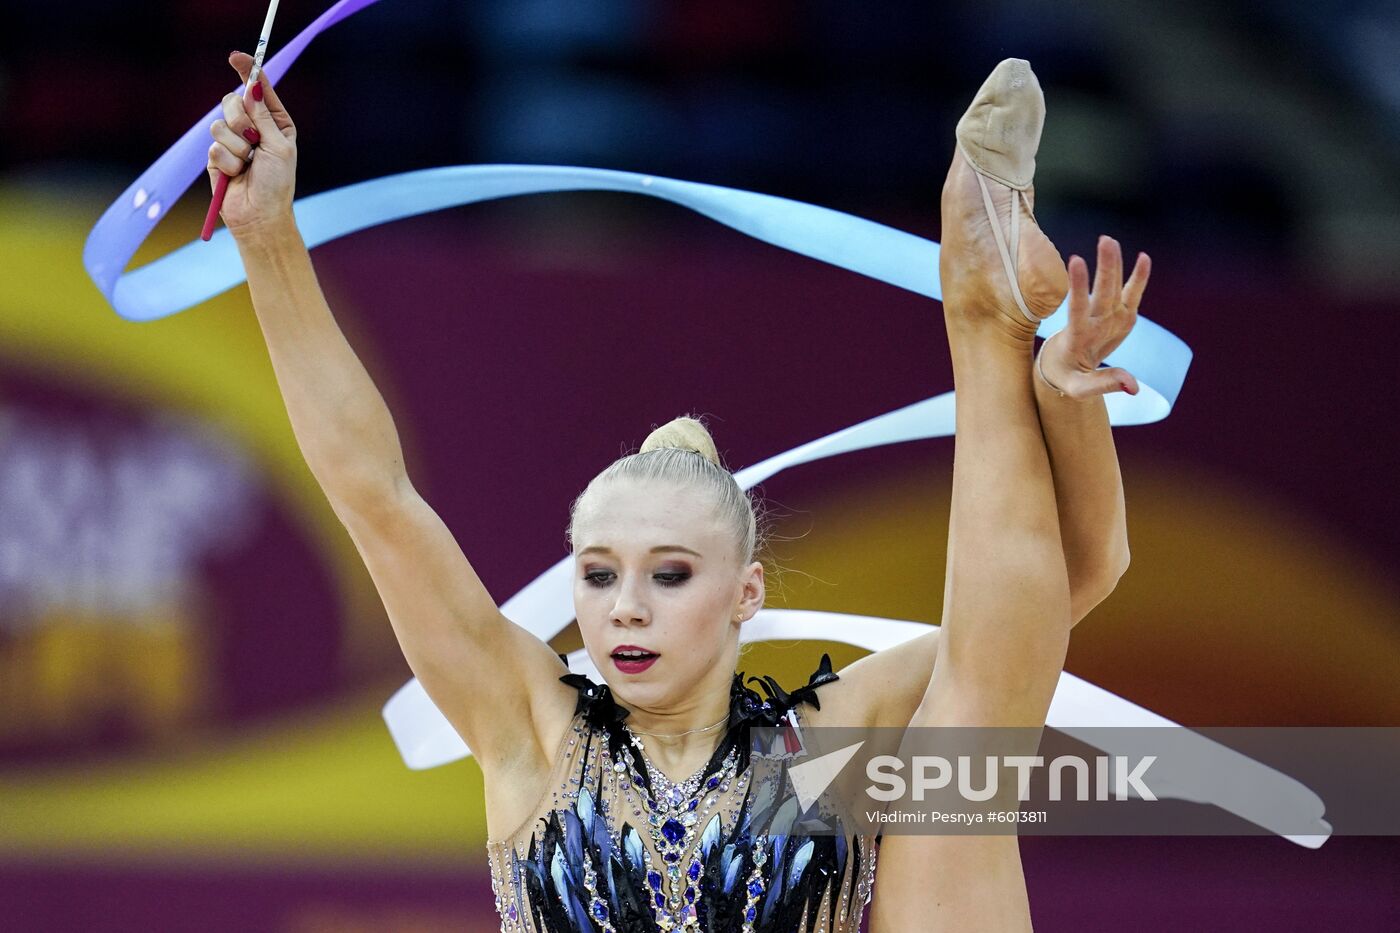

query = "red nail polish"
[
  {"left": 242, "top": 127, "right": 261, "bottom": 145},
  {"left": 251, "top": 82, "right": 263, "bottom": 102}
]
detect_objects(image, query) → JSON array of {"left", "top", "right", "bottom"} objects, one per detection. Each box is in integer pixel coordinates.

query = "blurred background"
[{"left": 2, "top": 0, "right": 1399, "bottom": 929}]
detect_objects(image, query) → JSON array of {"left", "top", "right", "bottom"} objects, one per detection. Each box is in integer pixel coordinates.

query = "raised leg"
[{"left": 869, "top": 60, "right": 1075, "bottom": 932}]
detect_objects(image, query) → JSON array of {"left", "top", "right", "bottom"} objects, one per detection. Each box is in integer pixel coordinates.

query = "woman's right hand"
[{"left": 207, "top": 51, "right": 298, "bottom": 239}]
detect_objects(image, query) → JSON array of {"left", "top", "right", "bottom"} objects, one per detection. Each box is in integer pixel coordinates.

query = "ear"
[{"left": 736, "top": 560, "right": 765, "bottom": 621}]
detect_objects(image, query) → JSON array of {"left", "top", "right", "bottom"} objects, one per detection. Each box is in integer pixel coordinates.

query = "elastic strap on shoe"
[{"left": 975, "top": 171, "right": 1039, "bottom": 325}]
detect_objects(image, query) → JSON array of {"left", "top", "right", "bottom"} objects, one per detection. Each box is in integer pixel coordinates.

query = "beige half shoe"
[{"left": 953, "top": 58, "right": 1047, "bottom": 325}]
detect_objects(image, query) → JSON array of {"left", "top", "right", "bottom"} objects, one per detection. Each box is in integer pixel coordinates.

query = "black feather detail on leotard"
[{"left": 502, "top": 654, "right": 867, "bottom": 931}]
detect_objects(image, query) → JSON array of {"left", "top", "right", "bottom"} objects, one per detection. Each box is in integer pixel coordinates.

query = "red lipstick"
[{"left": 611, "top": 644, "right": 660, "bottom": 675}]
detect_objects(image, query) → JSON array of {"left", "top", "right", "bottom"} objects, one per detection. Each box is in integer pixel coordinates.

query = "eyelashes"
[{"left": 582, "top": 571, "right": 690, "bottom": 588}]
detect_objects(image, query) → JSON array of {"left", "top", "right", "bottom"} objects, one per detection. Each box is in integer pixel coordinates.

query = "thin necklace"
[{"left": 625, "top": 711, "right": 730, "bottom": 738}]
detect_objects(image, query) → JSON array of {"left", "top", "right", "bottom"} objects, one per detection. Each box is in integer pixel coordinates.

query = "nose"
[{"left": 609, "top": 577, "right": 650, "bottom": 627}]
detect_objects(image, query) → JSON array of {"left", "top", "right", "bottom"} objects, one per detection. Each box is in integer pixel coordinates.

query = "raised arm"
[
  {"left": 1033, "top": 236, "right": 1146, "bottom": 616},
  {"left": 209, "top": 54, "right": 575, "bottom": 794}
]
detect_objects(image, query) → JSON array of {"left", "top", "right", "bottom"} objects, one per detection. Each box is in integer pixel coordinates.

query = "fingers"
[
  {"left": 1092, "top": 235, "right": 1123, "bottom": 309},
  {"left": 228, "top": 52, "right": 295, "bottom": 139},
  {"left": 241, "top": 71, "right": 282, "bottom": 141},
  {"left": 1086, "top": 235, "right": 1150, "bottom": 319},
  {"left": 210, "top": 118, "right": 253, "bottom": 162},
  {"left": 221, "top": 90, "right": 258, "bottom": 148},
  {"left": 210, "top": 95, "right": 256, "bottom": 181},
  {"left": 207, "top": 136, "right": 248, "bottom": 179},
  {"left": 1067, "top": 254, "right": 1091, "bottom": 318},
  {"left": 1121, "top": 251, "right": 1152, "bottom": 312}
]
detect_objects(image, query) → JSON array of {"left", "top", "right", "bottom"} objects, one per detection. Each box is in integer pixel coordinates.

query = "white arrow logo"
[{"left": 788, "top": 741, "right": 865, "bottom": 811}]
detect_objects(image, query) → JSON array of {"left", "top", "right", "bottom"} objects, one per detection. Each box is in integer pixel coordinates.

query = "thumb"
[
  {"left": 228, "top": 50, "right": 255, "bottom": 81},
  {"left": 1056, "top": 365, "right": 1138, "bottom": 399},
  {"left": 1077, "top": 366, "right": 1139, "bottom": 398}
]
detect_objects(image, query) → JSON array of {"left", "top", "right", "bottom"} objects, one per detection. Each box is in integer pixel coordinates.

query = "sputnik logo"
[{"left": 787, "top": 742, "right": 865, "bottom": 811}]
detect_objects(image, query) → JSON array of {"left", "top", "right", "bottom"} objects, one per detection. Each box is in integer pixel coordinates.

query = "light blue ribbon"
[{"left": 79, "top": 0, "right": 1190, "bottom": 430}]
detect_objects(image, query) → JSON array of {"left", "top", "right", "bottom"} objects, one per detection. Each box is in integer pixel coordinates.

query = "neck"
[
  {"left": 626, "top": 698, "right": 731, "bottom": 742},
  {"left": 621, "top": 680, "right": 734, "bottom": 768}
]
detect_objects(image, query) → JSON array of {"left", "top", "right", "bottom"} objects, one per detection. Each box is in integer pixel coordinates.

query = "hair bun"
[{"left": 639, "top": 415, "right": 723, "bottom": 468}]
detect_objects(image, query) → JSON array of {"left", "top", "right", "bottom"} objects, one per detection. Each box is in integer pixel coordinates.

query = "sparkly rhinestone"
[
  {"left": 680, "top": 812, "right": 697, "bottom": 826},
  {"left": 687, "top": 861, "right": 701, "bottom": 880},
  {"left": 648, "top": 870, "right": 663, "bottom": 890},
  {"left": 661, "top": 818, "right": 686, "bottom": 844},
  {"left": 613, "top": 760, "right": 627, "bottom": 773}
]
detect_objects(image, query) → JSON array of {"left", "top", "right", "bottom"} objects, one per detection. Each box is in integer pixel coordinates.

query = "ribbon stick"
[{"left": 201, "top": 0, "right": 284, "bottom": 241}]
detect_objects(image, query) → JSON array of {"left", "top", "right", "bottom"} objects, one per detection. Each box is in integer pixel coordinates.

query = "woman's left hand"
[{"left": 1038, "top": 235, "right": 1151, "bottom": 399}]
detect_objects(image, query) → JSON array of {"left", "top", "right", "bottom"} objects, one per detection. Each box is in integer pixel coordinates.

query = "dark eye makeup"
[{"left": 582, "top": 570, "right": 691, "bottom": 588}]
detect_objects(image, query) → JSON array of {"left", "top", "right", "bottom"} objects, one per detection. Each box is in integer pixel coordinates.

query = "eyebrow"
[{"left": 577, "top": 545, "right": 703, "bottom": 558}]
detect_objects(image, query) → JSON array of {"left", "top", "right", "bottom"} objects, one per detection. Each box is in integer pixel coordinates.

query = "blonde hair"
[{"left": 567, "top": 414, "right": 767, "bottom": 567}]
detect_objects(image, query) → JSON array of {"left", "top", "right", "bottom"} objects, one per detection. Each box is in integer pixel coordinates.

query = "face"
[{"left": 571, "top": 478, "right": 764, "bottom": 711}]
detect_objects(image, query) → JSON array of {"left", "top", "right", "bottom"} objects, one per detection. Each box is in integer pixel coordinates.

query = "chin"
[{"left": 611, "top": 665, "right": 691, "bottom": 703}]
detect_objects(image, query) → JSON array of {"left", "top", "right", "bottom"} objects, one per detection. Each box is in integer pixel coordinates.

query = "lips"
[{"left": 611, "top": 644, "right": 660, "bottom": 674}]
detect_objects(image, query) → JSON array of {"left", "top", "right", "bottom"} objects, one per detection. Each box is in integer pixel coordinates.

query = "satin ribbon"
[
  {"left": 79, "top": 0, "right": 1190, "bottom": 433},
  {"left": 83, "top": 0, "right": 1328, "bottom": 847}
]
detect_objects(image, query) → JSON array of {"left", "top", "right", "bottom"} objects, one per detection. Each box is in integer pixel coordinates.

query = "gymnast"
[{"left": 209, "top": 51, "right": 1150, "bottom": 932}]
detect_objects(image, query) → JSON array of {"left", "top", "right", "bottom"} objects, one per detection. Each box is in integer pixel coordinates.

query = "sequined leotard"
[{"left": 486, "top": 655, "right": 879, "bottom": 932}]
